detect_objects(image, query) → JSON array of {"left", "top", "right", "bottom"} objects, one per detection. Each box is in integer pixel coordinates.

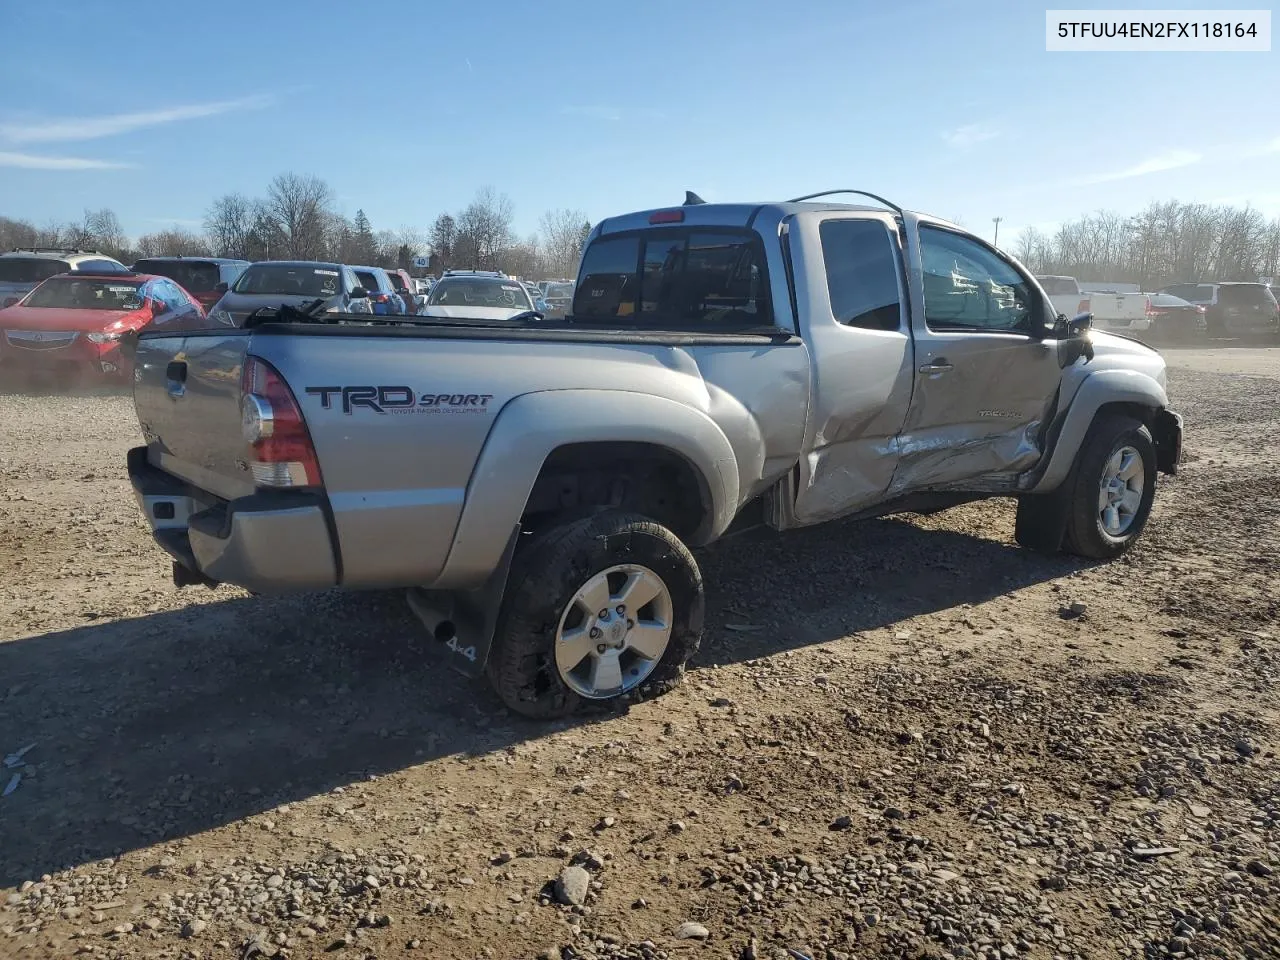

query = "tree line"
[
  {"left": 0, "top": 173, "right": 592, "bottom": 280},
  {"left": 1014, "top": 201, "right": 1280, "bottom": 289}
]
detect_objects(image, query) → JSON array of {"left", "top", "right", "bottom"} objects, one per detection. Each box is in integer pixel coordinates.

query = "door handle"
[{"left": 918, "top": 359, "right": 954, "bottom": 374}]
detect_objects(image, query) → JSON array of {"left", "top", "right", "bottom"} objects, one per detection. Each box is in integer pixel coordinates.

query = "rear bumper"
[{"left": 128, "top": 446, "right": 338, "bottom": 593}]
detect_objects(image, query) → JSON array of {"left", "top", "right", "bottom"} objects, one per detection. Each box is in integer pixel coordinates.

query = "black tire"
[
  {"left": 1062, "top": 414, "right": 1157, "bottom": 560},
  {"left": 486, "top": 510, "right": 704, "bottom": 719}
]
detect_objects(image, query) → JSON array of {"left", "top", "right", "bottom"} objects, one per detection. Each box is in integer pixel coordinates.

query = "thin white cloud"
[
  {"left": 0, "top": 94, "right": 271, "bottom": 144},
  {"left": 941, "top": 123, "right": 1000, "bottom": 149},
  {"left": 1072, "top": 149, "right": 1201, "bottom": 185},
  {"left": 0, "top": 150, "right": 132, "bottom": 170},
  {"left": 560, "top": 105, "right": 622, "bottom": 122}
]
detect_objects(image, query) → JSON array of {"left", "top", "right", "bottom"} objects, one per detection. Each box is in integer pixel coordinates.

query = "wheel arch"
[
  {"left": 429, "top": 389, "right": 739, "bottom": 590},
  {"left": 1026, "top": 369, "right": 1170, "bottom": 493}
]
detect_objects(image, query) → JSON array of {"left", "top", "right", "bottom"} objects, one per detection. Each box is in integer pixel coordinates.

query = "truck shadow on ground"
[{"left": 0, "top": 509, "right": 1082, "bottom": 887}]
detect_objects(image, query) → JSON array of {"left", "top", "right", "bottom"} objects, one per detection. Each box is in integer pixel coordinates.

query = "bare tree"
[
  {"left": 454, "top": 187, "right": 514, "bottom": 270},
  {"left": 136, "top": 227, "right": 211, "bottom": 258},
  {"left": 539, "top": 208, "right": 588, "bottom": 278},
  {"left": 264, "top": 173, "right": 334, "bottom": 260},
  {"left": 0, "top": 215, "right": 38, "bottom": 250},
  {"left": 429, "top": 213, "right": 457, "bottom": 273},
  {"left": 204, "top": 193, "right": 255, "bottom": 259}
]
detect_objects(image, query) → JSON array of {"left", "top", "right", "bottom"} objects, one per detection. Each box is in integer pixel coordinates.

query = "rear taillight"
[
  {"left": 240, "top": 356, "right": 322, "bottom": 488},
  {"left": 372, "top": 293, "right": 390, "bottom": 303},
  {"left": 1076, "top": 298, "right": 1090, "bottom": 316},
  {"left": 1195, "top": 305, "right": 1206, "bottom": 314}
]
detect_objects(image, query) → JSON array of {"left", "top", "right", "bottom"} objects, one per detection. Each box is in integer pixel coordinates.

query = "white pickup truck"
[{"left": 1036, "top": 275, "right": 1150, "bottom": 335}]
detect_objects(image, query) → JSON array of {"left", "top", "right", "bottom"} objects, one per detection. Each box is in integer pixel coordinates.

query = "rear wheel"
[
  {"left": 1062, "top": 415, "right": 1157, "bottom": 559},
  {"left": 486, "top": 510, "right": 703, "bottom": 719}
]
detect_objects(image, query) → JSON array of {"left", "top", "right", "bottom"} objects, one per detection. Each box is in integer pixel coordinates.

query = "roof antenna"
[{"left": 683, "top": 191, "right": 706, "bottom": 206}]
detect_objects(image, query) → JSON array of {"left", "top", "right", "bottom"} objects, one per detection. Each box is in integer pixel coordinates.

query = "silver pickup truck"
[{"left": 127, "top": 190, "right": 1182, "bottom": 718}]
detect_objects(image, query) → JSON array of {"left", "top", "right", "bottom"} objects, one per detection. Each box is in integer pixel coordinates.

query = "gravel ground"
[{"left": 1, "top": 348, "right": 1277, "bottom": 960}]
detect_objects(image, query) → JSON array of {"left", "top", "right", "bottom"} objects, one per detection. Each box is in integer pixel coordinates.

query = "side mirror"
[
  {"left": 1052, "top": 311, "right": 1093, "bottom": 339},
  {"left": 350, "top": 286, "right": 368, "bottom": 299},
  {"left": 214, "top": 281, "right": 229, "bottom": 295}
]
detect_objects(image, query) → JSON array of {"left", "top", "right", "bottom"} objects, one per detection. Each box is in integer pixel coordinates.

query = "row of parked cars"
[
  {"left": 1037, "top": 273, "right": 1280, "bottom": 343},
  {"left": 0, "top": 246, "right": 577, "bottom": 384}
]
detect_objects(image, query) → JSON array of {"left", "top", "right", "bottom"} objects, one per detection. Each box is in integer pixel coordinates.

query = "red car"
[{"left": 0, "top": 272, "right": 204, "bottom": 384}]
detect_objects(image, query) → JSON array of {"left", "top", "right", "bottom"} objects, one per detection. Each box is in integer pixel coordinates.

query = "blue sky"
[{"left": 1, "top": 0, "right": 1276, "bottom": 247}]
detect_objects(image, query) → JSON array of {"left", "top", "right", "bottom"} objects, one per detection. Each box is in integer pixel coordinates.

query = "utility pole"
[{"left": 992, "top": 216, "right": 1003, "bottom": 248}]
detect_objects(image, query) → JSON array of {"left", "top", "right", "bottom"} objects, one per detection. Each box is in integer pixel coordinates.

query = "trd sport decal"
[{"left": 305, "top": 386, "right": 494, "bottom": 415}]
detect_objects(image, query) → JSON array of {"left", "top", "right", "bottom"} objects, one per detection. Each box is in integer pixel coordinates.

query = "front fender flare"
[
  {"left": 429, "top": 389, "right": 740, "bottom": 591},
  {"left": 1025, "top": 369, "right": 1169, "bottom": 493}
]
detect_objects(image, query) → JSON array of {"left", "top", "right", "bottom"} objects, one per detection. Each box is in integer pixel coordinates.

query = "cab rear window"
[{"left": 573, "top": 230, "right": 774, "bottom": 330}]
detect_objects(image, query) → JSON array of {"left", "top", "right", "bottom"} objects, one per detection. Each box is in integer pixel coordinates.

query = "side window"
[
  {"left": 162, "top": 280, "right": 190, "bottom": 308},
  {"left": 573, "top": 236, "right": 639, "bottom": 320},
  {"left": 919, "top": 226, "right": 1039, "bottom": 333},
  {"left": 819, "top": 219, "right": 903, "bottom": 331},
  {"left": 79, "top": 259, "right": 124, "bottom": 273}
]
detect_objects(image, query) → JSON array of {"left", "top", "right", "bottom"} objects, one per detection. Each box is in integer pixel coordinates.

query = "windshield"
[
  {"left": 1037, "top": 277, "right": 1078, "bottom": 295},
  {"left": 428, "top": 279, "right": 533, "bottom": 310},
  {"left": 0, "top": 258, "right": 71, "bottom": 284},
  {"left": 545, "top": 283, "right": 574, "bottom": 299},
  {"left": 24, "top": 277, "right": 144, "bottom": 310},
  {"left": 233, "top": 265, "right": 341, "bottom": 297},
  {"left": 1219, "top": 284, "right": 1277, "bottom": 308},
  {"left": 134, "top": 259, "right": 221, "bottom": 292}
]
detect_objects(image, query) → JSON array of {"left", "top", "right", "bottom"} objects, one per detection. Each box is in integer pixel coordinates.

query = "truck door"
[
  {"left": 789, "top": 213, "right": 917, "bottom": 524},
  {"left": 893, "top": 215, "right": 1062, "bottom": 493}
]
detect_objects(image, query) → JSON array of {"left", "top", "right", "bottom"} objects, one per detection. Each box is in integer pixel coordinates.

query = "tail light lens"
[
  {"left": 372, "top": 293, "right": 390, "bottom": 303},
  {"left": 1076, "top": 298, "right": 1090, "bottom": 316},
  {"left": 1145, "top": 297, "right": 1157, "bottom": 317},
  {"left": 1195, "top": 305, "right": 1206, "bottom": 314},
  {"left": 240, "top": 356, "right": 322, "bottom": 488}
]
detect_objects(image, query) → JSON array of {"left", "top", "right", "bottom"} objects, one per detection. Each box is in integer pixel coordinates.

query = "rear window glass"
[
  {"left": 1148, "top": 294, "right": 1189, "bottom": 306},
  {"left": 1038, "top": 277, "right": 1079, "bottom": 296},
  {"left": 386, "top": 273, "right": 408, "bottom": 292},
  {"left": 25, "top": 277, "right": 143, "bottom": 310},
  {"left": 545, "top": 283, "right": 573, "bottom": 299},
  {"left": 573, "top": 230, "right": 773, "bottom": 330},
  {"left": 355, "top": 271, "right": 379, "bottom": 290},
  {"left": 0, "top": 258, "right": 70, "bottom": 283},
  {"left": 1219, "top": 284, "right": 1277, "bottom": 308},
  {"left": 427, "top": 279, "right": 532, "bottom": 309},
  {"left": 233, "top": 264, "right": 341, "bottom": 297},
  {"left": 134, "top": 259, "right": 221, "bottom": 292},
  {"left": 819, "top": 220, "right": 902, "bottom": 330}
]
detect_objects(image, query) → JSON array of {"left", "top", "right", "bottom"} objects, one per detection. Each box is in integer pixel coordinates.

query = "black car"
[
  {"left": 1142, "top": 293, "right": 1207, "bottom": 343},
  {"left": 1159, "top": 282, "right": 1280, "bottom": 340}
]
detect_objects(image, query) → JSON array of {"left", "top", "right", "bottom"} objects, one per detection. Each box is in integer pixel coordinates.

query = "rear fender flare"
[
  {"left": 430, "top": 389, "right": 739, "bottom": 590},
  {"left": 1027, "top": 369, "right": 1169, "bottom": 493}
]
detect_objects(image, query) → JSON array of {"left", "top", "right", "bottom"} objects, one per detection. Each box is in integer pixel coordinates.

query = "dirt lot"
[{"left": 1, "top": 348, "right": 1277, "bottom": 960}]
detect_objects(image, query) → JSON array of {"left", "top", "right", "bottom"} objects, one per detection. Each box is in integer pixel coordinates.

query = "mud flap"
[
  {"left": 1014, "top": 489, "right": 1072, "bottom": 553},
  {"left": 1152, "top": 409, "right": 1183, "bottom": 475},
  {"left": 405, "top": 526, "right": 520, "bottom": 678}
]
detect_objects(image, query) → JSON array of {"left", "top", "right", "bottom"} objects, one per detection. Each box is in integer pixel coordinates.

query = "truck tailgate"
[{"left": 133, "top": 332, "right": 256, "bottom": 502}]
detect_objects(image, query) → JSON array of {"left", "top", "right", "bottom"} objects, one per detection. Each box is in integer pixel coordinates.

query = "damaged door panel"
[
  {"left": 786, "top": 213, "right": 917, "bottom": 524},
  {"left": 890, "top": 218, "right": 1063, "bottom": 495}
]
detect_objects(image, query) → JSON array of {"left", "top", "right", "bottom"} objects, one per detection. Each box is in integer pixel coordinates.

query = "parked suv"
[
  {"left": 1159, "top": 282, "right": 1280, "bottom": 339},
  {"left": 207, "top": 261, "right": 373, "bottom": 327},
  {"left": 131, "top": 257, "right": 250, "bottom": 311},
  {"left": 0, "top": 248, "right": 129, "bottom": 307},
  {"left": 385, "top": 268, "right": 423, "bottom": 314}
]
